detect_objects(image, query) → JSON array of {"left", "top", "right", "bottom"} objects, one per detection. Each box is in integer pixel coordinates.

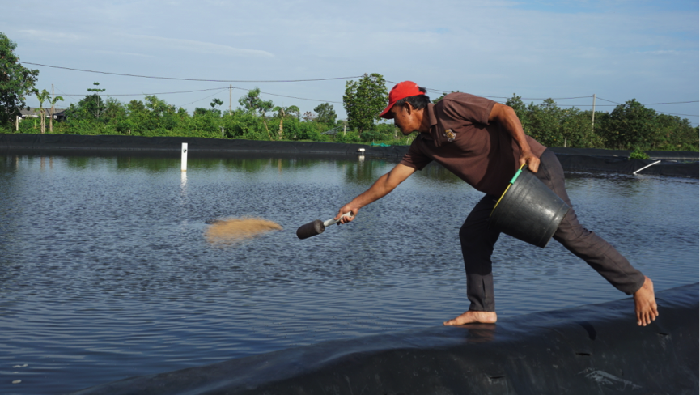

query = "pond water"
[{"left": 1, "top": 154, "right": 698, "bottom": 395}]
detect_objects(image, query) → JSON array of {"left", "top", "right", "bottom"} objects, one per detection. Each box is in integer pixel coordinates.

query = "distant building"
[{"left": 19, "top": 108, "right": 67, "bottom": 122}]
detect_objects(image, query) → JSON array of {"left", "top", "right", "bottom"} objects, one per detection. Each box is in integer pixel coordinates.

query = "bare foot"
[
  {"left": 633, "top": 276, "right": 659, "bottom": 326},
  {"left": 443, "top": 311, "right": 497, "bottom": 326}
]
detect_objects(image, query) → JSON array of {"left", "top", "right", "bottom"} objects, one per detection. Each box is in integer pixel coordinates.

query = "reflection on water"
[{"left": 0, "top": 154, "right": 697, "bottom": 395}]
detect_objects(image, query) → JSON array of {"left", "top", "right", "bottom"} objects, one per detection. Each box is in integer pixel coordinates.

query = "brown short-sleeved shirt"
[{"left": 400, "top": 92, "right": 546, "bottom": 196}]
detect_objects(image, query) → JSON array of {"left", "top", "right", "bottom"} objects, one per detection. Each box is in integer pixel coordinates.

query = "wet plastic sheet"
[
  {"left": 0, "top": 134, "right": 407, "bottom": 158},
  {"left": 555, "top": 155, "right": 699, "bottom": 177},
  {"left": 72, "top": 283, "right": 698, "bottom": 395}
]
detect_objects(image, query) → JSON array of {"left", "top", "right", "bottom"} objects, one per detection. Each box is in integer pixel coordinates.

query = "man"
[{"left": 336, "top": 81, "right": 659, "bottom": 326}]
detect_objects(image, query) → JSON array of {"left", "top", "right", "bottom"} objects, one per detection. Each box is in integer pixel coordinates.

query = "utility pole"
[
  {"left": 229, "top": 85, "right": 232, "bottom": 114},
  {"left": 50, "top": 84, "right": 55, "bottom": 133},
  {"left": 591, "top": 94, "right": 596, "bottom": 132}
]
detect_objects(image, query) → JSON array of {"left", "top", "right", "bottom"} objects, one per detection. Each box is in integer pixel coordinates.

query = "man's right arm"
[{"left": 336, "top": 163, "right": 416, "bottom": 223}]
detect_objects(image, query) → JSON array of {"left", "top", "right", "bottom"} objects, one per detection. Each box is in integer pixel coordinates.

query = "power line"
[
  {"left": 42, "top": 87, "right": 230, "bottom": 97},
  {"left": 490, "top": 98, "right": 698, "bottom": 117},
  {"left": 645, "top": 100, "right": 699, "bottom": 105},
  {"left": 251, "top": 88, "right": 342, "bottom": 104},
  {"left": 389, "top": 80, "right": 601, "bottom": 101},
  {"left": 24, "top": 62, "right": 363, "bottom": 83},
  {"left": 179, "top": 89, "right": 229, "bottom": 107},
  {"left": 30, "top": 85, "right": 341, "bottom": 104},
  {"left": 595, "top": 97, "right": 620, "bottom": 105},
  {"left": 657, "top": 112, "right": 698, "bottom": 117}
]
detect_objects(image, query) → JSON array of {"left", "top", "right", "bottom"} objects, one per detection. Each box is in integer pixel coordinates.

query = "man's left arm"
[{"left": 488, "top": 103, "right": 540, "bottom": 172}]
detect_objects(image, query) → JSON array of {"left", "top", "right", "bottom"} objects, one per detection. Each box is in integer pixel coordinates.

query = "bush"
[
  {"left": 629, "top": 147, "right": 650, "bottom": 159},
  {"left": 335, "top": 130, "right": 362, "bottom": 143}
]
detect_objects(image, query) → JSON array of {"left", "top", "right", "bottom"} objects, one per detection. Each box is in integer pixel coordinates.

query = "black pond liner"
[
  {"left": 489, "top": 165, "right": 570, "bottom": 248},
  {"left": 71, "top": 283, "right": 699, "bottom": 395},
  {"left": 1, "top": 134, "right": 697, "bottom": 178}
]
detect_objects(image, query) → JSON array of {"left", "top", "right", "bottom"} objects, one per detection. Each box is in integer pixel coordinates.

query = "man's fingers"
[
  {"left": 341, "top": 210, "right": 356, "bottom": 223},
  {"left": 520, "top": 155, "right": 540, "bottom": 173},
  {"left": 528, "top": 157, "right": 540, "bottom": 173}
]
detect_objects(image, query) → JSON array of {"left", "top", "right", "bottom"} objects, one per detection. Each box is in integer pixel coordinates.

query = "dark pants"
[{"left": 461, "top": 150, "right": 646, "bottom": 312}]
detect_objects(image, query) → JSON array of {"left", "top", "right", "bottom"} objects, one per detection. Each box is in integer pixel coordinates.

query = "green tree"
[
  {"left": 210, "top": 98, "right": 223, "bottom": 117},
  {"left": 649, "top": 113, "right": 698, "bottom": 150},
  {"left": 102, "top": 98, "right": 128, "bottom": 134},
  {"left": 559, "top": 107, "right": 604, "bottom": 148},
  {"left": 239, "top": 88, "right": 274, "bottom": 139},
  {"left": 526, "top": 99, "right": 562, "bottom": 146},
  {"left": 313, "top": 103, "right": 337, "bottom": 125},
  {"left": 86, "top": 82, "right": 106, "bottom": 117},
  {"left": 302, "top": 111, "right": 315, "bottom": 122},
  {"left": 286, "top": 105, "right": 300, "bottom": 120},
  {"left": 343, "top": 73, "right": 388, "bottom": 138},
  {"left": 0, "top": 33, "right": 39, "bottom": 128},
  {"left": 505, "top": 94, "right": 531, "bottom": 135},
  {"left": 600, "top": 99, "right": 656, "bottom": 150},
  {"left": 143, "top": 95, "right": 176, "bottom": 130}
]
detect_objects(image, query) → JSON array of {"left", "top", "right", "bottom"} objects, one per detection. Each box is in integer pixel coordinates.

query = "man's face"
[{"left": 389, "top": 103, "right": 421, "bottom": 135}]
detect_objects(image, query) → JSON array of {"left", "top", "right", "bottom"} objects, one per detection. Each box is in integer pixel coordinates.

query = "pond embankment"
[
  {"left": 1, "top": 134, "right": 697, "bottom": 177},
  {"left": 73, "top": 283, "right": 698, "bottom": 395}
]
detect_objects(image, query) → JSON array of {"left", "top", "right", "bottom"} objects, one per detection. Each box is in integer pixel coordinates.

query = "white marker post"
[{"left": 181, "top": 142, "right": 188, "bottom": 172}]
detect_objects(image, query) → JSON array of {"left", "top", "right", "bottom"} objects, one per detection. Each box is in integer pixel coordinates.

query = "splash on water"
[{"left": 205, "top": 217, "right": 282, "bottom": 245}]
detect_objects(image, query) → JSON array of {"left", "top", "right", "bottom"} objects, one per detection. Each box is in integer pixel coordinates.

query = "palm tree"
[
  {"left": 273, "top": 105, "right": 300, "bottom": 139},
  {"left": 258, "top": 99, "right": 274, "bottom": 140},
  {"left": 34, "top": 89, "right": 50, "bottom": 134},
  {"left": 48, "top": 93, "right": 64, "bottom": 133}
]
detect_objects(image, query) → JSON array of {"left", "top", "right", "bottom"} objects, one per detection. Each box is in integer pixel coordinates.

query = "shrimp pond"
[{"left": 0, "top": 154, "right": 697, "bottom": 394}]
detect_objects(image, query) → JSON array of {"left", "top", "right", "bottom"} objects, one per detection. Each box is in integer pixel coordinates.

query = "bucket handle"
[{"left": 491, "top": 164, "right": 526, "bottom": 215}]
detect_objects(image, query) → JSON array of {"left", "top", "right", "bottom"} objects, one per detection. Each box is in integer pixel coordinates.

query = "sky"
[{"left": 3, "top": 0, "right": 698, "bottom": 124}]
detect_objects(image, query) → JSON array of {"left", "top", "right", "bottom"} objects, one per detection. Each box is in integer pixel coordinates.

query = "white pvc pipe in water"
[
  {"left": 633, "top": 160, "right": 661, "bottom": 175},
  {"left": 181, "top": 142, "right": 188, "bottom": 172}
]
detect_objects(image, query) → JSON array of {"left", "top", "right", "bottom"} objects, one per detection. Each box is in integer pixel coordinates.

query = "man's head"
[{"left": 380, "top": 81, "right": 431, "bottom": 134}]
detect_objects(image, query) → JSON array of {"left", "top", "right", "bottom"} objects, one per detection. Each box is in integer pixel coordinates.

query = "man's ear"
[{"left": 403, "top": 102, "right": 413, "bottom": 114}]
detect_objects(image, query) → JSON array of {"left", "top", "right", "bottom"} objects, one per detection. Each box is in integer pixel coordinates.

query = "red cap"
[{"left": 379, "top": 81, "right": 425, "bottom": 119}]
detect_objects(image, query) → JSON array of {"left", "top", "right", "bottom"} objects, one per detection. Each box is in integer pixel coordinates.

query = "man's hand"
[
  {"left": 520, "top": 149, "right": 540, "bottom": 173},
  {"left": 335, "top": 205, "right": 358, "bottom": 224}
]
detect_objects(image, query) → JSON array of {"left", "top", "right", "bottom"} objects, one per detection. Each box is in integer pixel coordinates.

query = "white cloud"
[
  {"left": 119, "top": 34, "right": 274, "bottom": 58},
  {"left": 94, "top": 50, "right": 156, "bottom": 58},
  {"left": 17, "top": 29, "right": 87, "bottom": 43}
]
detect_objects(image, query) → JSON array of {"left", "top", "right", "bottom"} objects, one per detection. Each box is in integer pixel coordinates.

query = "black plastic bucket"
[{"left": 489, "top": 166, "right": 570, "bottom": 248}]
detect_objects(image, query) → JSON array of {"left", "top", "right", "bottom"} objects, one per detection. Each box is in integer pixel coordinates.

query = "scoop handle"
[{"left": 324, "top": 212, "right": 353, "bottom": 227}]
